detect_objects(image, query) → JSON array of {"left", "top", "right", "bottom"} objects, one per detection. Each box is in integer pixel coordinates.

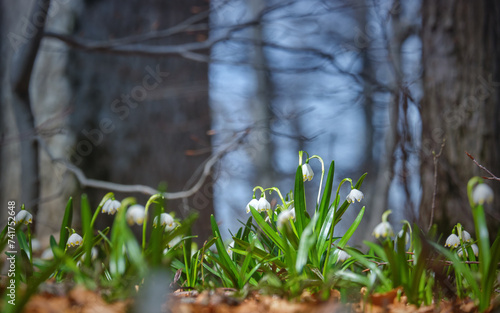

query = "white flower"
[
  {"left": 15, "top": 210, "right": 33, "bottom": 225},
  {"left": 81, "top": 247, "right": 98, "bottom": 261},
  {"left": 461, "top": 230, "right": 472, "bottom": 242},
  {"left": 168, "top": 236, "right": 182, "bottom": 248},
  {"left": 257, "top": 197, "right": 271, "bottom": 212},
  {"left": 41, "top": 248, "right": 54, "bottom": 260},
  {"left": 445, "top": 234, "right": 460, "bottom": 248},
  {"left": 397, "top": 230, "right": 410, "bottom": 245},
  {"left": 457, "top": 244, "right": 479, "bottom": 257},
  {"left": 277, "top": 209, "right": 294, "bottom": 229},
  {"left": 227, "top": 241, "right": 234, "bottom": 257},
  {"left": 246, "top": 198, "right": 259, "bottom": 213},
  {"left": 472, "top": 184, "right": 494, "bottom": 205},
  {"left": 102, "top": 199, "right": 121, "bottom": 215},
  {"left": 31, "top": 238, "right": 42, "bottom": 252},
  {"left": 153, "top": 213, "right": 176, "bottom": 231},
  {"left": 302, "top": 163, "right": 314, "bottom": 181},
  {"left": 346, "top": 189, "right": 364, "bottom": 203},
  {"left": 336, "top": 250, "right": 351, "bottom": 263},
  {"left": 126, "top": 205, "right": 146, "bottom": 225},
  {"left": 67, "top": 233, "right": 83, "bottom": 248},
  {"left": 373, "top": 222, "right": 394, "bottom": 239}
]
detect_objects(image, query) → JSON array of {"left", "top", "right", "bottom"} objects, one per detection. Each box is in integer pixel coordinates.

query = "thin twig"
[
  {"left": 36, "top": 130, "right": 248, "bottom": 200},
  {"left": 429, "top": 139, "right": 446, "bottom": 232},
  {"left": 466, "top": 151, "right": 500, "bottom": 181}
]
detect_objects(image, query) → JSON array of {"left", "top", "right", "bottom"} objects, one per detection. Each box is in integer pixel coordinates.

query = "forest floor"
[{"left": 21, "top": 284, "right": 484, "bottom": 313}]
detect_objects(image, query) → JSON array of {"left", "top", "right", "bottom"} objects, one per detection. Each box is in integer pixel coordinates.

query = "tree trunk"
[
  {"left": 420, "top": 0, "right": 500, "bottom": 235},
  {"left": 67, "top": 0, "right": 213, "bottom": 240}
]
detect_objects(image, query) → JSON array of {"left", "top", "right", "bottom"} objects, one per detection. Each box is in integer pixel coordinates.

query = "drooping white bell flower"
[
  {"left": 472, "top": 184, "right": 494, "bottom": 205},
  {"left": 277, "top": 209, "right": 294, "bottom": 229},
  {"left": 346, "top": 189, "right": 364, "bottom": 203},
  {"left": 67, "top": 233, "right": 83, "bottom": 248},
  {"left": 461, "top": 230, "right": 472, "bottom": 242},
  {"left": 336, "top": 249, "right": 351, "bottom": 263},
  {"left": 102, "top": 199, "right": 121, "bottom": 215},
  {"left": 457, "top": 244, "right": 479, "bottom": 257},
  {"left": 257, "top": 197, "right": 271, "bottom": 212},
  {"left": 445, "top": 234, "right": 460, "bottom": 248},
  {"left": 15, "top": 210, "right": 33, "bottom": 225},
  {"left": 81, "top": 247, "right": 98, "bottom": 262},
  {"left": 302, "top": 163, "right": 314, "bottom": 182},
  {"left": 153, "top": 213, "right": 176, "bottom": 231},
  {"left": 246, "top": 198, "right": 259, "bottom": 213},
  {"left": 373, "top": 222, "right": 394, "bottom": 239},
  {"left": 126, "top": 205, "right": 146, "bottom": 226}
]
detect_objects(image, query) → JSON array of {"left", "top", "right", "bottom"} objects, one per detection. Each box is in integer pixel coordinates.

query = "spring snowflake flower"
[
  {"left": 445, "top": 234, "right": 460, "bottom": 248},
  {"left": 461, "top": 230, "right": 472, "bottom": 242},
  {"left": 246, "top": 198, "right": 259, "bottom": 213},
  {"left": 472, "top": 184, "right": 494, "bottom": 205},
  {"left": 102, "top": 199, "right": 121, "bottom": 215},
  {"left": 67, "top": 233, "right": 83, "bottom": 248},
  {"left": 373, "top": 222, "right": 394, "bottom": 239},
  {"left": 457, "top": 244, "right": 479, "bottom": 257},
  {"left": 336, "top": 250, "right": 351, "bottom": 263},
  {"left": 257, "top": 197, "right": 271, "bottom": 212},
  {"left": 126, "top": 205, "right": 146, "bottom": 226},
  {"left": 346, "top": 189, "right": 364, "bottom": 203},
  {"left": 81, "top": 247, "right": 98, "bottom": 262},
  {"left": 302, "top": 163, "right": 314, "bottom": 181},
  {"left": 15, "top": 210, "right": 33, "bottom": 225},
  {"left": 277, "top": 209, "right": 294, "bottom": 229},
  {"left": 153, "top": 213, "right": 176, "bottom": 230}
]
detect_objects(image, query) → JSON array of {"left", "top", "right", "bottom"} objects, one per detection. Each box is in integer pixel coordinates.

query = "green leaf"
[
  {"left": 80, "top": 194, "right": 92, "bottom": 267},
  {"left": 59, "top": 197, "right": 73, "bottom": 250},
  {"left": 250, "top": 207, "right": 286, "bottom": 252},
  {"left": 318, "top": 161, "right": 335, "bottom": 227},
  {"left": 338, "top": 206, "right": 365, "bottom": 248},
  {"left": 210, "top": 215, "right": 240, "bottom": 287},
  {"left": 296, "top": 214, "right": 318, "bottom": 273},
  {"left": 294, "top": 165, "right": 307, "bottom": 236}
]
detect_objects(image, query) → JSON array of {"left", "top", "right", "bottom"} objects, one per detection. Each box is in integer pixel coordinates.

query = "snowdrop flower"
[
  {"left": 168, "top": 236, "right": 182, "bottom": 248},
  {"left": 15, "top": 210, "right": 33, "bottom": 225},
  {"left": 102, "top": 199, "right": 121, "bottom": 215},
  {"left": 153, "top": 213, "right": 176, "bottom": 231},
  {"left": 457, "top": 244, "right": 479, "bottom": 257},
  {"left": 67, "top": 233, "right": 83, "bottom": 248},
  {"left": 277, "top": 209, "right": 294, "bottom": 229},
  {"left": 257, "top": 197, "right": 271, "bottom": 212},
  {"left": 373, "top": 222, "right": 394, "bottom": 239},
  {"left": 472, "top": 184, "right": 494, "bottom": 205},
  {"left": 126, "top": 205, "right": 146, "bottom": 226},
  {"left": 346, "top": 189, "right": 364, "bottom": 203},
  {"left": 302, "top": 163, "right": 314, "bottom": 181},
  {"left": 246, "top": 198, "right": 259, "bottom": 213},
  {"left": 336, "top": 250, "right": 351, "bottom": 263},
  {"left": 445, "top": 234, "right": 460, "bottom": 248},
  {"left": 41, "top": 248, "right": 54, "bottom": 260},
  {"left": 461, "top": 230, "right": 472, "bottom": 242}
]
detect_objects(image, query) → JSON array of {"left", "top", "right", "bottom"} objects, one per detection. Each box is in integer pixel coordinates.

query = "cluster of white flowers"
[
  {"left": 246, "top": 197, "right": 271, "bottom": 213},
  {"left": 445, "top": 227, "right": 478, "bottom": 257},
  {"left": 102, "top": 199, "right": 121, "bottom": 215}
]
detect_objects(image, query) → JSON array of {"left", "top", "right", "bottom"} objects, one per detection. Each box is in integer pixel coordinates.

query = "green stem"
[
  {"left": 266, "top": 187, "right": 286, "bottom": 206},
  {"left": 252, "top": 186, "right": 266, "bottom": 198},
  {"left": 310, "top": 155, "right": 325, "bottom": 206},
  {"left": 142, "top": 194, "right": 163, "bottom": 251},
  {"left": 90, "top": 192, "right": 114, "bottom": 230}
]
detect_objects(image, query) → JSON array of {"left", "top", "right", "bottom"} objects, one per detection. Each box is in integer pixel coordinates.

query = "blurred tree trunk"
[
  {"left": 248, "top": 0, "right": 275, "bottom": 190},
  {"left": 68, "top": 0, "right": 213, "bottom": 240},
  {"left": 419, "top": 1, "right": 500, "bottom": 234}
]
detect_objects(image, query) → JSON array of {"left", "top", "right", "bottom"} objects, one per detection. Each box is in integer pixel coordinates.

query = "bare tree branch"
[
  {"left": 466, "top": 151, "right": 500, "bottom": 181},
  {"left": 36, "top": 130, "right": 248, "bottom": 200},
  {"left": 10, "top": 0, "right": 52, "bottom": 230}
]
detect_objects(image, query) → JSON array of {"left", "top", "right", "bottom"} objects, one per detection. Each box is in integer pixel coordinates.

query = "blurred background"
[{"left": 1, "top": 0, "right": 499, "bottom": 245}]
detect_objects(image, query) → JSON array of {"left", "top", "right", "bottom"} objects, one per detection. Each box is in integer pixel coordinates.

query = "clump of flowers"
[{"left": 102, "top": 199, "right": 121, "bottom": 215}]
